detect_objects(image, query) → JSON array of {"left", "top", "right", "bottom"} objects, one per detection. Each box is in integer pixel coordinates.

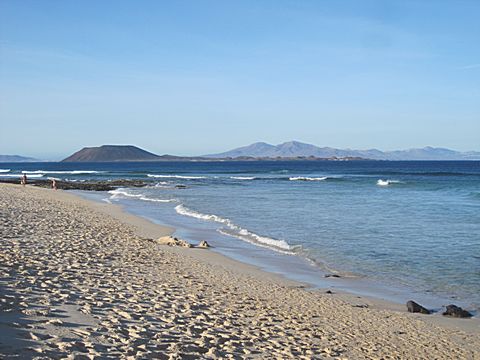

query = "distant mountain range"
[
  {"left": 0, "top": 155, "right": 40, "bottom": 162},
  {"left": 205, "top": 141, "right": 480, "bottom": 160},
  {"left": 3, "top": 142, "right": 479, "bottom": 163}
]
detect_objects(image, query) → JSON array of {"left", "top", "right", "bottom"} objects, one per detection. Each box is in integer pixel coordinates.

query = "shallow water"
[{"left": 3, "top": 160, "right": 479, "bottom": 309}]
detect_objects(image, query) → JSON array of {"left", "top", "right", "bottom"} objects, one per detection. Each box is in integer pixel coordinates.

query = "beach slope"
[{"left": 0, "top": 183, "right": 478, "bottom": 358}]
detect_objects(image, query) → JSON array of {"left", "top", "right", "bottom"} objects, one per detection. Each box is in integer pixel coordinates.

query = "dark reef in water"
[{"left": 0, "top": 178, "right": 149, "bottom": 191}]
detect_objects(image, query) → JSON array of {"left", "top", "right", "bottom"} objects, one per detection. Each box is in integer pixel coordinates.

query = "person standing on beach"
[
  {"left": 21, "top": 174, "right": 27, "bottom": 186},
  {"left": 51, "top": 178, "right": 57, "bottom": 190}
]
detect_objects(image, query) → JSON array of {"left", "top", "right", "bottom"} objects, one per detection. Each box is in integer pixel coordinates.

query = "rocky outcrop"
[
  {"left": 198, "top": 240, "right": 210, "bottom": 248},
  {"left": 156, "top": 236, "right": 193, "bottom": 248},
  {"left": 324, "top": 274, "right": 341, "bottom": 278},
  {"left": 0, "top": 178, "right": 148, "bottom": 191},
  {"left": 406, "top": 300, "right": 430, "bottom": 314},
  {"left": 155, "top": 237, "right": 211, "bottom": 249},
  {"left": 442, "top": 304, "right": 472, "bottom": 318}
]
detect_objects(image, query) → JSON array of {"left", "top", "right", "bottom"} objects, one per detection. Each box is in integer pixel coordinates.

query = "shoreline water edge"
[
  {"left": 1, "top": 183, "right": 479, "bottom": 358},
  {"left": 76, "top": 188, "right": 477, "bottom": 316},
  {"left": 1, "top": 160, "right": 480, "bottom": 314}
]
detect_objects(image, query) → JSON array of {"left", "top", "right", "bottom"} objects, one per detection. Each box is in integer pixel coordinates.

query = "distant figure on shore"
[
  {"left": 51, "top": 178, "right": 57, "bottom": 190},
  {"left": 21, "top": 174, "right": 27, "bottom": 186}
]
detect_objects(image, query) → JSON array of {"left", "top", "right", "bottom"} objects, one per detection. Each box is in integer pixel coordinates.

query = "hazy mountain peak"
[
  {"left": 0, "top": 154, "right": 40, "bottom": 162},
  {"left": 205, "top": 141, "right": 480, "bottom": 160}
]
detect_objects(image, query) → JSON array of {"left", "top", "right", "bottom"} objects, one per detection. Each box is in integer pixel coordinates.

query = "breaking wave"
[
  {"left": 230, "top": 176, "right": 256, "bottom": 180},
  {"left": 147, "top": 174, "right": 206, "bottom": 179},
  {"left": 144, "top": 181, "right": 172, "bottom": 188},
  {"left": 289, "top": 176, "right": 328, "bottom": 181},
  {"left": 0, "top": 173, "right": 44, "bottom": 178},
  {"left": 64, "top": 179, "right": 86, "bottom": 182},
  {"left": 174, "top": 204, "right": 292, "bottom": 252},
  {"left": 108, "top": 189, "right": 176, "bottom": 203},
  {"left": 21, "top": 170, "right": 102, "bottom": 175},
  {"left": 377, "top": 179, "right": 402, "bottom": 186},
  {"left": 0, "top": 169, "right": 10, "bottom": 173}
]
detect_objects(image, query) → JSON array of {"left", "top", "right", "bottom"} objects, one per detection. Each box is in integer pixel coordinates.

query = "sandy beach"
[{"left": 1, "top": 183, "right": 479, "bottom": 359}]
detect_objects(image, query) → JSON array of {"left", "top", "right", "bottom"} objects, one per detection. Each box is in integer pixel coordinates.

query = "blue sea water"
[{"left": 2, "top": 161, "right": 479, "bottom": 309}]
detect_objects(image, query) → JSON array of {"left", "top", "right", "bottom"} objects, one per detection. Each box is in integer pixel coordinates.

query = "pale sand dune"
[{"left": 0, "top": 183, "right": 479, "bottom": 359}]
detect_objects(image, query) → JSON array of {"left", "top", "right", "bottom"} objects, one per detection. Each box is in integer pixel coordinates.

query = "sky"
[{"left": 0, "top": 0, "right": 479, "bottom": 159}]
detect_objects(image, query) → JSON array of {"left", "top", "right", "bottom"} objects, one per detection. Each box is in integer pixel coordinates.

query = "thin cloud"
[{"left": 461, "top": 63, "right": 480, "bottom": 69}]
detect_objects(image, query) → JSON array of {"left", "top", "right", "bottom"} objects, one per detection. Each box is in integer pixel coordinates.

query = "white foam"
[
  {"left": 175, "top": 204, "right": 234, "bottom": 226},
  {"left": 289, "top": 176, "right": 328, "bottom": 181},
  {"left": 140, "top": 196, "right": 175, "bottom": 203},
  {"left": 155, "top": 181, "right": 170, "bottom": 186},
  {"left": 147, "top": 174, "right": 206, "bottom": 179},
  {"left": 175, "top": 204, "right": 292, "bottom": 252},
  {"left": 64, "top": 179, "right": 86, "bottom": 182},
  {"left": 0, "top": 169, "right": 10, "bottom": 173},
  {"left": 144, "top": 181, "right": 171, "bottom": 189},
  {"left": 230, "top": 176, "right": 256, "bottom": 180},
  {"left": 21, "top": 170, "right": 101, "bottom": 174},
  {"left": 377, "top": 179, "right": 402, "bottom": 186},
  {"left": 0, "top": 173, "right": 44, "bottom": 178},
  {"left": 219, "top": 228, "right": 292, "bottom": 253},
  {"left": 108, "top": 189, "right": 175, "bottom": 203}
]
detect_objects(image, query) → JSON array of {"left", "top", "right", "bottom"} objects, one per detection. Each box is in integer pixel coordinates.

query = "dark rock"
[
  {"left": 325, "top": 290, "right": 334, "bottom": 294},
  {"left": 324, "top": 274, "right": 341, "bottom": 278},
  {"left": 406, "top": 300, "right": 431, "bottom": 314},
  {"left": 442, "top": 304, "right": 472, "bottom": 318},
  {"left": 353, "top": 304, "right": 369, "bottom": 308},
  {"left": 198, "top": 240, "right": 210, "bottom": 248}
]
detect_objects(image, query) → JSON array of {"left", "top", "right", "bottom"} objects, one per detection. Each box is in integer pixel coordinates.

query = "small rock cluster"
[
  {"left": 406, "top": 300, "right": 473, "bottom": 318},
  {"left": 156, "top": 236, "right": 210, "bottom": 249}
]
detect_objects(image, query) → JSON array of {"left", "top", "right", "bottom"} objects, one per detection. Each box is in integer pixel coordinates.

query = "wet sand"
[{"left": 1, "top": 183, "right": 479, "bottom": 359}]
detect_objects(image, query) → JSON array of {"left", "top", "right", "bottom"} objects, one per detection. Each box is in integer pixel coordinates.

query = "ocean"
[{"left": 2, "top": 160, "right": 479, "bottom": 310}]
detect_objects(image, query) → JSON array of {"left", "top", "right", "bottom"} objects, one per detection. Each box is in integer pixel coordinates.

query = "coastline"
[
  {"left": 78, "top": 188, "right": 479, "bottom": 316},
  {"left": 1, "top": 159, "right": 479, "bottom": 311},
  {"left": 79, "top": 188, "right": 480, "bottom": 333},
  {"left": 1, "top": 183, "right": 479, "bottom": 358}
]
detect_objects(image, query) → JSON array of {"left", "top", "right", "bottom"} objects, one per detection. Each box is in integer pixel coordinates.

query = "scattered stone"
[
  {"left": 353, "top": 304, "right": 369, "bottom": 308},
  {"left": 325, "top": 290, "right": 334, "bottom": 294},
  {"left": 442, "top": 304, "right": 472, "bottom": 318},
  {"left": 198, "top": 240, "right": 210, "bottom": 248},
  {"left": 324, "top": 274, "right": 341, "bottom": 278},
  {"left": 406, "top": 300, "right": 431, "bottom": 315},
  {"left": 156, "top": 236, "right": 178, "bottom": 246},
  {"left": 177, "top": 239, "right": 193, "bottom": 248}
]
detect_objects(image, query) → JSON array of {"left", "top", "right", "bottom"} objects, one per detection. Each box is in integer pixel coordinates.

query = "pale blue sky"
[{"left": 1, "top": 0, "right": 479, "bottom": 159}]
